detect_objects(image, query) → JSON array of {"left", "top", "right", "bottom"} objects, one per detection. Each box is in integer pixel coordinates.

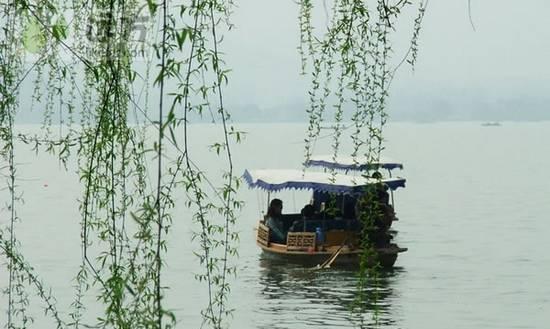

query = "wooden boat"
[
  {"left": 481, "top": 122, "right": 501, "bottom": 127},
  {"left": 244, "top": 160, "right": 408, "bottom": 268}
]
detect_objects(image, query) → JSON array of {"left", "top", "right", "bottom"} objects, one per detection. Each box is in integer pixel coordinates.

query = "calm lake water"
[{"left": 1, "top": 122, "right": 550, "bottom": 328}]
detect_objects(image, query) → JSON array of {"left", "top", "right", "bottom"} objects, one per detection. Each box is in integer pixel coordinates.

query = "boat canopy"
[
  {"left": 243, "top": 169, "right": 406, "bottom": 194},
  {"left": 305, "top": 155, "right": 403, "bottom": 172}
]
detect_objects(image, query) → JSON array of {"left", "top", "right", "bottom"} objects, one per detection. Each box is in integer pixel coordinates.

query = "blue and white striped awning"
[
  {"left": 305, "top": 155, "right": 403, "bottom": 172},
  {"left": 243, "top": 169, "right": 405, "bottom": 194}
]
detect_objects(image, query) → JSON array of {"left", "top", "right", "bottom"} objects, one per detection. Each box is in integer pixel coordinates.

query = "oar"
[
  {"left": 314, "top": 237, "right": 349, "bottom": 270},
  {"left": 320, "top": 246, "right": 344, "bottom": 269}
]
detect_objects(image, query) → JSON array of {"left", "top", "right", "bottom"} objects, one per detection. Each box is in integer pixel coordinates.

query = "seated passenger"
[
  {"left": 289, "top": 204, "right": 315, "bottom": 232},
  {"left": 353, "top": 192, "right": 396, "bottom": 247},
  {"left": 265, "top": 199, "right": 286, "bottom": 243},
  {"left": 342, "top": 195, "right": 358, "bottom": 219},
  {"left": 301, "top": 204, "right": 315, "bottom": 219}
]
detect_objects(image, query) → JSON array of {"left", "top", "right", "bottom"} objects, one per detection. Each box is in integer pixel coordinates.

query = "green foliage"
[
  {"left": 298, "top": 0, "right": 426, "bottom": 325},
  {"left": 1, "top": 0, "right": 241, "bottom": 328}
]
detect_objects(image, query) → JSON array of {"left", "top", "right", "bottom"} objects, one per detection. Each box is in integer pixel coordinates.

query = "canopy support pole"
[
  {"left": 266, "top": 192, "right": 271, "bottom": 216},
  {"left": 388, "top": 169, "right": 395, "bottom": 209}
]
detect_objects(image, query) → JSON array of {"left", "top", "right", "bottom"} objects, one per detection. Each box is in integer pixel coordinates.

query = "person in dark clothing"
[
  {"left": 289, "top": 204, "right": 315, "bottom": 232},
  {"left": 301, "top": 204, "right": 315, "bottom": 219},
  {"left": 265, "top": 199, "right": 286, "bottom": 243},
  {"left": 354, "top": 186, "right": 394, "bottom": 247}
]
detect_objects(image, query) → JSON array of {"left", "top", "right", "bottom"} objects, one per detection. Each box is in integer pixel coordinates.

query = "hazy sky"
[
  {"left": 15, "top": 0, "right": 550, "bottom": 123},
  {"left": 221, "top": 0, "right": 550, "bottom": 120}
]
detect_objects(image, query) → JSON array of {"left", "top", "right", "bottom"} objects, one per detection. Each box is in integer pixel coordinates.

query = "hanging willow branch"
[
  {"left": 1, "top": 0, "right": 240, "bottom": 328},
  {"left": 298, "top": 0, "right": 426, "bottom": 324},
  {"left": 1, "top": 1, "right": 24, "bottom": 327}
]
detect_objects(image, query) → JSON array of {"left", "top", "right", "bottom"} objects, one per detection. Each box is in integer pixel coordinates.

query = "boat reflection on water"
[{"left": 254, "top": 254, "right": 405, "bottom": 329}]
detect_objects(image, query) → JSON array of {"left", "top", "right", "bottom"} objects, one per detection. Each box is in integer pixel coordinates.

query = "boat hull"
[{"left": 258, "top": 242, "right": 405, "bottom": 268}]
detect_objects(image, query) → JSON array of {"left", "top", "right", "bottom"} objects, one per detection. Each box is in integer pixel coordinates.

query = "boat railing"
[
  {"left": 257, "top": 223, "right": 270, "bottom": 247},
  {"left": 286, "top": 232, "right": 316, "bottom": 251}
]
